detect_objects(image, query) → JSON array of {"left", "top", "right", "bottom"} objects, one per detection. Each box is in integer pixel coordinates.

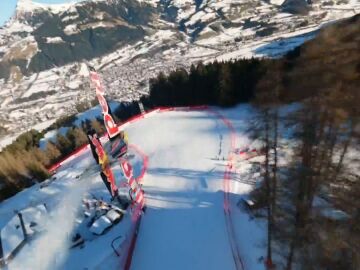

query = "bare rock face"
[{"left": 281, "top": 0, "right": 311, "bottom": 14}]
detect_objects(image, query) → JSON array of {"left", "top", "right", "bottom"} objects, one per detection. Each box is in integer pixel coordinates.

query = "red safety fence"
[
  {"left": 47, "top": 105, "right": 244, "bottom": 270},
  {"left": 117, "top": 145, "right": 148, "bottom": 270},
  {"left": 91, "top": 143, "right": 148, "bottom": 270},
  {"left": 208, "top": 109, "right": 245, "bottom": 270},
  {"left": 48, "top": 106, "right": 208, "bottom": 173},
  {"left": 47, "top": 143, "right": 89, "bottom": 173}
]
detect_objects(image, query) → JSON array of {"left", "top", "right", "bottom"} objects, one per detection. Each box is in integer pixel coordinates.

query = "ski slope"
[
  {"left": 130, "top": 108, "right": 237, "bottom": 270},
  {"left": 0, "top": 105, "right": 266, "bottom": 270}
]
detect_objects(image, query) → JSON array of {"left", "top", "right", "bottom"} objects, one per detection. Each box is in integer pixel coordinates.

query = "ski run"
[{"left": 0, "top": 103, "right": 271, "bottom": 270}]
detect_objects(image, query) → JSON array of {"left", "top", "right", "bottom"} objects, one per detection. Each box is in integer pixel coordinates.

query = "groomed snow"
[{"left": 1, "top": 105, "right": 266, "bottom": 270}]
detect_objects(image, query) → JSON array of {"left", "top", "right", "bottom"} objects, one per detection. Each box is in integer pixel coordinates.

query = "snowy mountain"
[
  {"left": 2, "top": 0, "right": 155, "bottom": 78},
  {"left": 0, "top": 0, "right": 359, "bottom": 145}
]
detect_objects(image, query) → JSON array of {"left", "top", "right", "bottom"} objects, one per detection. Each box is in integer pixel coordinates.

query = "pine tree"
[
  {"left": 91, "top": 119, "right": 104, "bottom": 135},
  {"left": 66, "top": 127, "right": 88, "bottom": 149},
  {"left": 45, "top": 141, "right": 61, "bottom": 163},
  {"left": 56, "top": 134, "right": 73, "bottom": 156},
  {"left": 218, "top": 63, "right": 234, "bottom": 106}
]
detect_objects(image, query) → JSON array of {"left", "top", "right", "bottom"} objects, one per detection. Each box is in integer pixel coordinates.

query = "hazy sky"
[
  {"left": 0, "top": 0, "right": 81, "bottom": 26},
  {"left": 0, "top": 0, "right": 17, "bottom": 26}
]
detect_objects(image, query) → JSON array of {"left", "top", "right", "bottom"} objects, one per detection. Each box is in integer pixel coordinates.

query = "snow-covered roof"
[{"left": 0, "top": 214, "right": 26, "bottom": 261}]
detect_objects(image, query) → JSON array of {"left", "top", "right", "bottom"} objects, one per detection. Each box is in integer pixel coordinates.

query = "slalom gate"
[{"left": 47, "top": 105, "right": 244, "bottom": 270}]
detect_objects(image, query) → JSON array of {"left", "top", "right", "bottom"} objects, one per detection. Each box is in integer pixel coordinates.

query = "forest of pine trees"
[
  {"left": 142, "top": 59, "right": 265, "bottom": 108},
  {"left": 0, "top": 118, "right": 105, "bottom": 201},
  {"left": 247, "top": 15, "right": 360, "bottom": 269},
  {"left": 0, "top": 100, "right": 142, "bottom": 201},
  {"left": 250, "top": 77, "right": 359, "bottom": 269}
]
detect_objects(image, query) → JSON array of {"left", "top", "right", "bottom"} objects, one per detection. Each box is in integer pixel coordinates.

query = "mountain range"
[{"left": 0, "top": 0, "right": 359, "bottom": 148}]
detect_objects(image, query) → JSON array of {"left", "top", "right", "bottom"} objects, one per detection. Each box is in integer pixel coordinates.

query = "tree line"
[
  {"left": 248, "top": 14, "right": 360, "bottom": 269},
  {"left": 0, "top": 99, "right": 142, "bottom": 202},
  {"left": 0, "top": 118, "right": 105, "bottom": 201},
  {"left": 141, "top": 58, "right": 266, "bottom": 108}
]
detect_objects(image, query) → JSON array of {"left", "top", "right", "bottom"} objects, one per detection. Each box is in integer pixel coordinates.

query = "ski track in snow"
[
  {"left": 1, "top": 105, "right": 266, "bottom": 270},
  {"left": 130, "top": 108, "right": 246, "bottom": 270}
]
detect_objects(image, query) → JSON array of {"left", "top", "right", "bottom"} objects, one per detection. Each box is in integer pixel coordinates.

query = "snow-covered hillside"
[
  {"left": 0, "top": 0, "right": 359, "bottom": 146},
  {"left": 0, "top": 105, "right": 267, "bottom": 270}
]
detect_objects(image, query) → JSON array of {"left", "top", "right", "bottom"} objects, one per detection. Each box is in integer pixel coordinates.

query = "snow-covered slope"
[
  {"left": 0, "top": 105, "right": 266, "bottom": 270},
  {"left": 0, "top": 0, "right": 359, "bottom": 145},
  {"left": 15, "top": 0, "right": 77, "bottom": 14}
]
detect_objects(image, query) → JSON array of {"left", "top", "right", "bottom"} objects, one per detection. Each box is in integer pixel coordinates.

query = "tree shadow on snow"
[{"left": 254, "top": 30, "right": 318, "bottom": 58}]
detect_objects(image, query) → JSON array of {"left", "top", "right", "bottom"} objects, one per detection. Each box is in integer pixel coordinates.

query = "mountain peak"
[
  {"left": 15, "top": 0, "right": 82, "bottom": 18},
  {"left": 16, "top": 0, "right": 43, "bottom": 12}
]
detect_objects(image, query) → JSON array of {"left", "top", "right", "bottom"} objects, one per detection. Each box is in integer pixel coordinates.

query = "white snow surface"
[
  {"left": 17, "top": 0, "right": 78, "bottom": 14},
  {"left": 0, "top": 215, "right": 25, "bottom": 260},
  {"left": 1, "top": 105, "right": 266, "bottom": 270},
  {"left": 45, "top": 36, "right": 64, "bottom": 44}
]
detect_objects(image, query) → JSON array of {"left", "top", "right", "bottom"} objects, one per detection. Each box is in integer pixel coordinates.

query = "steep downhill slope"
[
  {"left": 0, "top": 106, "right": 265, "bottom": 270},
  {"left": 129, "top": 109, "right": 237, "bottom": 270}
]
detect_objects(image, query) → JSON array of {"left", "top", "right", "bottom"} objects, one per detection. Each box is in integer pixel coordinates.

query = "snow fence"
[{"left": 47, "top": 105, "right": 245, "bottom": 270}]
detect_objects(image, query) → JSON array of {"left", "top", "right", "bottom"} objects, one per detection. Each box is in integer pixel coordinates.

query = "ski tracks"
[
  {"left": 128, "top": 107, "right": 245, "bottom": 270},
  {"left": 208, "top": 108, "right": 245, "bottom": 270},
  {"left": 52, "top": 106, "right": 246, "bottom": 270}
]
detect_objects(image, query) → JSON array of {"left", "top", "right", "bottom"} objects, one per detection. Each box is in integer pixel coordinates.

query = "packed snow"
[{"left": 0, "top": 105, "right": 267, "bottom": 270}]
